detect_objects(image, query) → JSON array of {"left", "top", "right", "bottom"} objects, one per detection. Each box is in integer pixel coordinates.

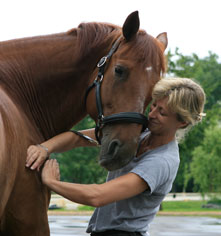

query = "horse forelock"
[{"left": 126, "top": 30, "right": 166, "bottom": 77}]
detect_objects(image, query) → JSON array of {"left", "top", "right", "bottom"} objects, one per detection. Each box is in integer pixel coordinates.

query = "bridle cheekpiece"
[{"left": 85, "top": 36, "right": 148, "bottom": 144}]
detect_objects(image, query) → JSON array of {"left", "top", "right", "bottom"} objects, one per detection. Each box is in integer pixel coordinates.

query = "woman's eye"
[{"left": 160, "top": 112, "right": 167, "bottom": 116}]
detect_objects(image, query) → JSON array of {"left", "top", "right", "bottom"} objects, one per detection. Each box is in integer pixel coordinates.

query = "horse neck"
[{"left": 0, "top": 32, "right": 108, "bottom": 139}]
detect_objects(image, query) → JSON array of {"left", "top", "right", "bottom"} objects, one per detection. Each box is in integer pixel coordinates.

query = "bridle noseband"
[{"left": 85, "top": 36, "right": 148, "bottom": 144}]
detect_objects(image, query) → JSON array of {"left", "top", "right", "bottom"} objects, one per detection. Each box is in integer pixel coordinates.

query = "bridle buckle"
[
  {"left": 97, "top": 115, "right": 104, "bottom": 127},
  {"left": 95, "top": 74, "right": 104, "bottom": 83},
  {"left": 97, "top": 56, "right": 107, "bottom": 68}
]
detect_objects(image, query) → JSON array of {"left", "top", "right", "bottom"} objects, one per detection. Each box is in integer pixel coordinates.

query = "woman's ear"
[{"left": 178, "top": 121, "right": 189, "bottom": 129}]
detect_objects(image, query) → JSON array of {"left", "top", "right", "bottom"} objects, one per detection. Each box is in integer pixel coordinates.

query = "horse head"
[{"left": 86, "top": 11, "right": 167, "bottom": 171}]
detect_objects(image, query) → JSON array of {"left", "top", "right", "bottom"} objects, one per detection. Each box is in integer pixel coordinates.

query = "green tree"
[
  {"left": 55, "top": 116, "right": 107, "bottom": 184},
  {"left": 167, "top": 49, "right": 221, "bottom": 192},
  {"left": 190, "top": 121, "right": 221, "bottom": 194}
]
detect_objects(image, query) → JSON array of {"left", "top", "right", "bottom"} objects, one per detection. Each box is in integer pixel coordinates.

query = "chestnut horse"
[{"left": 0, "top": 11, "right": 167, "bottom": 235}]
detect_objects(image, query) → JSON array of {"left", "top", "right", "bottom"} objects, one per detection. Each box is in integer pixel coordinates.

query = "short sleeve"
[{"left": 130, "top": 154, "right": 170, "bottom": 194}]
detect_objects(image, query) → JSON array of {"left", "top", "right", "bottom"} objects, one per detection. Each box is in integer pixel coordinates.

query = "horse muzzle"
[{"left": 98, "top": 129, "right": 139, "bottom": 171}]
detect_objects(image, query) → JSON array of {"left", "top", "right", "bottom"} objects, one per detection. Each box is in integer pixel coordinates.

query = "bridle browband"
[{"left": 85, "top": 36, "right": 148, "bottom": 144}]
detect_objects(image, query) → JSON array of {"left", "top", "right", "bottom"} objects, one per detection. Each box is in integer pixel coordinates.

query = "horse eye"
[
  {"left": 115, "top": 66, "right": 123, "bottom": 76},
  {"left": 114, "top": 65, "right": 127, "bottom": 78}
]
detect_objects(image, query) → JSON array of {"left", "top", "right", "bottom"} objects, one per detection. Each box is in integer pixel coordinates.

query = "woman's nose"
[{"left": 149, "top": 107, "right": 157, "bottom": 118}]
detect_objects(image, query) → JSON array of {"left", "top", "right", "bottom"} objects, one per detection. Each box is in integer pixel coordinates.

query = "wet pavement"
[
  {"left": 149, "top": 216, "right": 221, "bottom": 236},
  {"left": 49, "top": 215, "right": 89, "bottom": 236},
  {"left": 49, "top": 215, "right": 221, "bottom": 236}
]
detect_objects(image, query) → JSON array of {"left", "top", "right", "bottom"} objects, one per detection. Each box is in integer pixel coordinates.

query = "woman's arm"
[
  {"left": 42, "top": 159, "right": 149, "bottom": 207},
  {"left": 41, "top": 128, "right": 97, "bottom": 153},
  {"left": 26, "top": 128, "right": 96, "bottom": 171}
]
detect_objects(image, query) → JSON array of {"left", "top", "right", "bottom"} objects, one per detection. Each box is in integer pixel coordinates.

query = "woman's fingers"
[
  {"left": 26, "top": 151, "right": 39, "bottom": 168},
  {"left": 30, "top": 156, "right": 45, "bottom": 170},
  {"left": 42, "top": 159, "right": 60, "bottom": 184},
  {"left": 26, "top": 146, "right": 37, "bottom": 161},
  {"left": 53, "top": 159, "right": 60, "bottom": 180},
  {"left": 26, "top": 145, "right": 48, "bottom": 170}
]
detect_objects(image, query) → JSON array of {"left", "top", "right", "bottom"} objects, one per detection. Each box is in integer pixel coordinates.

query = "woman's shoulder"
[{"left": 136, "top": 139, "right": 179, "bottom": 168}]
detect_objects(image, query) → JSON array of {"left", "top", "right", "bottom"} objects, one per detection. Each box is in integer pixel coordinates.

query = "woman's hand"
[
  {"left": 26, "top": 145, "right": 48, "bottom": 171},
  {"left": 42, "top": 159, "right": 60, "bottom": 186}
]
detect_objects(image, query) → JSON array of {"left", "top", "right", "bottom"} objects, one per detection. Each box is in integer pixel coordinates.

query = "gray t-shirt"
[{"left": 87, "top": 131, "right": 180, "bottom": 235}]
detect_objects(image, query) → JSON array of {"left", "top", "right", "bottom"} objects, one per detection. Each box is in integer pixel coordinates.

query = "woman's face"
[{"left": 148, "top": 97, "right": 185, "bottom": 136}]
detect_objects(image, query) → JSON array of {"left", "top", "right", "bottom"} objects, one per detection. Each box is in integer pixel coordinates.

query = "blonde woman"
[{"left": 26, "top": 77, "right": 206, "bottom": 236}]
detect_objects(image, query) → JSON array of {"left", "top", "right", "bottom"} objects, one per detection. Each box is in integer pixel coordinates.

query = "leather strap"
[
  {"left": 102, "top": 112, "right": 148, "bottom": 128},
  {"left": 84, "top": 36, "right": 148, "bottom": 145}
]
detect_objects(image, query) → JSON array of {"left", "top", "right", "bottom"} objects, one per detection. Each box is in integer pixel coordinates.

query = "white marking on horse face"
[{"left": 146, "top": 66, "right": 152, "bottom": 72}]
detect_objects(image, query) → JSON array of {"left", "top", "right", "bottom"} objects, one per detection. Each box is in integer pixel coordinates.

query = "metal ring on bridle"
[{"left": 97, "top": 57, "right": 107, "bottom": 67}]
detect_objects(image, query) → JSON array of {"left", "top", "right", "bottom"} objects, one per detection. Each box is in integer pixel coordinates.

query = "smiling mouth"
[{"left": 149, "top": 120, "right": 159, "bottom": 126}]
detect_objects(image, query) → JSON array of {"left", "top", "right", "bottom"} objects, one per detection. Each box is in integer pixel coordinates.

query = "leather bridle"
[{"left": 85, "top": 36, "right": 148, "bottom": 144}]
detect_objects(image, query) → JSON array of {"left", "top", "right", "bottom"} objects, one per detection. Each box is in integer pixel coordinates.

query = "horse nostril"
[{"left": 107, "top": 139, "right": 121, "bottom": 156}]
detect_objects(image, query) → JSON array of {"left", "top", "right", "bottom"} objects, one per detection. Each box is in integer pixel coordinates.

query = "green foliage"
[
  {"left": 161, "top": 200, "right": 221, "bottom": 212},
  {"left": 56, "top": 116, "right": 107, "bottom": 184},
  {"left": 56, "top": 147, "right": 107, "bottom": 184},
  {"left": 167, "top": 49, "right": 221, "bottom": 109},
  {"left": 77, "top": 205, "right": 95, "bottom": 211},
  {"left": 167, "top": 49, "right": 221, "bottom": 193},
  {"left": 190, "top": 123, "right": 221, "bottom": 194},
  {"left": 207, "top": 197, "right": 221, "bottom": 205}
]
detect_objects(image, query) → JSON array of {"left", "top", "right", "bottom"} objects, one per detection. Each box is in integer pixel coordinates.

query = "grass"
[
  {"left": 208, "top": 198, "right": 221, "bottom": 205},
  {"left": 77, "top": 205, "right": 95, "bottom": 211},
  {"left": 48, "top": 200, "right": 221, "bottom": 218},
  {"left": 161, "top": 200, "right": 221, "bottom": 212},
  {"left": 76, "top": 201, "right": 221, "bottom": 212}
]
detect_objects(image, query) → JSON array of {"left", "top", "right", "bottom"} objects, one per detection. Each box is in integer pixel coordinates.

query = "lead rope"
[{"left": 70, "top": 130, "right": 99, "bottom": 146}]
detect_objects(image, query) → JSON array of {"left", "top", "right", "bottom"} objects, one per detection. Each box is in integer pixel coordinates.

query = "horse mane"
[{"left": 68, "top": 22, "right": 121, "bottom": 60}]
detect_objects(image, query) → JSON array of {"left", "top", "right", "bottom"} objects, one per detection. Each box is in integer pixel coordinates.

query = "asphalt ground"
[
  {"left": 49, "top": 193, "right": 221, "bottom": 235},
  {"left": 48, "top": 215, "right": 221, "bottom": 236}
]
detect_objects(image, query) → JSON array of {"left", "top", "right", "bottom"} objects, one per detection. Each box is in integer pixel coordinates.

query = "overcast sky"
[{"left": 1, "top": 0, "right": 220, "bottom": 58}]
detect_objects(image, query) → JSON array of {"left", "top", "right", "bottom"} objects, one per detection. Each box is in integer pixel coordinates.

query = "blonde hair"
[{"left": 152, "top": 78, "right": 206, "bottom": 140}]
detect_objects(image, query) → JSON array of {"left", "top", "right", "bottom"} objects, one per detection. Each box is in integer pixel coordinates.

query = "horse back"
[
  {"left": 0, "top": 86, "right": 24, "bottom": 217},
  {"left": 0, "top": 87, "right": 50, "bottom": 235}
]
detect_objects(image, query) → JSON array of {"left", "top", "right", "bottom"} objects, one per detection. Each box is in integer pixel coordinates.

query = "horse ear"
[
  {"left": 156, "top": 32, "right": 168, "bottom": 51},
  {"left": 122, "top": 11, "right": 140, "bottom": 41}
]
